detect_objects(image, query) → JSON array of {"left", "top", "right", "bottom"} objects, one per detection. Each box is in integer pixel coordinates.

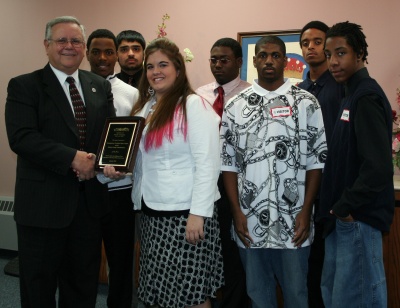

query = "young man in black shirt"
[
  {"left": 116, "top": 30, "right": 145, "bottom": 88},
  {"left": 298, "top": 21, "right": 344, "bottom": 308},
  {"left": 319, "top": 21, "right": 394, "bottom": 308}
]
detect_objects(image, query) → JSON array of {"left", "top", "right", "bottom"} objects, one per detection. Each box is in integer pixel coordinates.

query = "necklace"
[{"left": 148, "top": 100, "right": 157, "bottom": 115}]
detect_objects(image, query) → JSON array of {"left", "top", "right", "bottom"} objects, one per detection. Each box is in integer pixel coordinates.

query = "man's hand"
[
  {"left": 71, "top": 151, "right": 96, "bottom": 180},
  {"left": 186, "top": 214, "right": 205, "bottom": 245},
  {"left": 330, "top": 210, "right": 355, "bottom": 222},
  {"left": 222, "top": 171, "right": 253, "bottom": 247},
  {"left": 292, "top": 209, "right": 311, "bottom": 247},
  {"left": 232, "top": 210, "right": 253, "bottom": 248}
]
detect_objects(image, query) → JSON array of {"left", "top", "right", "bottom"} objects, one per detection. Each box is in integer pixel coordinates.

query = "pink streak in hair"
[{"left": 144, "top": 107, "right": 187, "bottom": 151}]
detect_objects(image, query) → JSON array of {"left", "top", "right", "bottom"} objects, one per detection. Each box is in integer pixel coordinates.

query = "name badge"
[
  {"left": 340, "top": 109, "right": 350, "bottom": 122},
  {"left": 271, "top": 106, "right": 292, "bottom": 118}
]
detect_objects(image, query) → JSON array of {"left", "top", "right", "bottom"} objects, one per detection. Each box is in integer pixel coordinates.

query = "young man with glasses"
[
  {"left": 196, "top": 37, "right": 250, "bottom": 308},
  {"left": 115, "top": 30, "right": 146, "bottom": 88},
  {"left": 5, "top": 16, "right": 115, "bottom": 307},
  {"left": 197, "top": 38, "right": 250, "bottom": 105}
]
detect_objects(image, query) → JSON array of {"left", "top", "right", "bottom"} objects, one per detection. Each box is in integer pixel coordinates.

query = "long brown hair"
[{"left": 130, "top": 38, "right": 195, "bottom": 149}]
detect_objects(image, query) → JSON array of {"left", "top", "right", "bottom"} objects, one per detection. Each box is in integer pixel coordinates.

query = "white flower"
[{"left": 184, "top": 48, "right": 194, "bottom": 62}]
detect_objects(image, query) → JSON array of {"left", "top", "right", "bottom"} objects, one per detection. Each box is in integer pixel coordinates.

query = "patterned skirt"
[{"left": 138, "top": 208, "right": 224, "bottom": 308}]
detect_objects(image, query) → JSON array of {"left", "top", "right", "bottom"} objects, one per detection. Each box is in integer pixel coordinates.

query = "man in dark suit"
[{"left": 5, "top": 16, "right": 115, "bottom": 308}]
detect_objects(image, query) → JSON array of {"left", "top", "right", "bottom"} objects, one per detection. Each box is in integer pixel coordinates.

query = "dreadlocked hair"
[
  {"left": 326, "top": 21, "right": 369, "bottom": 64},
  {"left": 130, "top": 37, "right": 195, "bottom": 151}
]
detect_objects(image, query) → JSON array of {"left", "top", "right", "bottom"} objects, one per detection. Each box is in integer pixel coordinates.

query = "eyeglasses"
[
  {"left": 209, "top": 57, "right": 232, "bottom": 65},
  {"left": 47, "top": 38, "right": 85, "bottom": 48}
]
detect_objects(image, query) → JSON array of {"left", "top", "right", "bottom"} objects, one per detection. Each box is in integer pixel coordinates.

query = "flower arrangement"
[
  {"left": 156, "top": 14, "right": 194, "bottom": 63},
  {"left": 392, "top": 87, "right": 400, "bottom": 169},
  {"left": 157, "top": 14, "right": 170, "bottom": 38}
]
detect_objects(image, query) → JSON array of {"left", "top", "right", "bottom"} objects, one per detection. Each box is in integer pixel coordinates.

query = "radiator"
[{"left": 0, "top": 196, "right": 18, "bottom": 251}]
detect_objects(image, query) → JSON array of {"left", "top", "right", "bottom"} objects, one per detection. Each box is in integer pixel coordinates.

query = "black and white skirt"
[{"left": 138, "top": 207, "right": 224, "bottom": 308}]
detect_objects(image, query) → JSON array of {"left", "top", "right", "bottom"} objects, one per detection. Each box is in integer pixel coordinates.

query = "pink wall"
[{"left": 1, "top": 0, "right": 399, "bottom": 196}]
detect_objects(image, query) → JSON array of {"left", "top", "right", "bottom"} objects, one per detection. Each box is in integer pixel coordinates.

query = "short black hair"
[
  {"left": 299, "top": 21, "right": 329, "bottom": 46},
  {"left": 326, "top": 21, "right": 368, "bottom": 63},
  {"left": 255, "top": 36, "right": 286, "bottom": 56},
  {"left": 116, "top": 30, "right": 146, "bottom": 50},
  {"left": 87, "top": 29, "right": 117, "bottom": 50},
  {"left": 211, "top": 37, "right": 243, "bottom": 58}
]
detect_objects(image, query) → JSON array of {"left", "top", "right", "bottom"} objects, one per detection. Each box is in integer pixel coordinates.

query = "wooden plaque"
[{"left": 95, "top": 116, "right": 145, "bottom": 172}]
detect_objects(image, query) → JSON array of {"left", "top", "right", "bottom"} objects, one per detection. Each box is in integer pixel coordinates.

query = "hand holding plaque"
[{"left": 95, "top": 116, "right": 145, "bottom": 172}]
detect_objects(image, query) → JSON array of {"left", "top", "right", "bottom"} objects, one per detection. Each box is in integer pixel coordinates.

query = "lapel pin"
[{"left": 92, "top": 88, "right": 96, "bottom": 92}]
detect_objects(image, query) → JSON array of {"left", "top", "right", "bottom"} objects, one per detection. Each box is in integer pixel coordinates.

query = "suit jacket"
[
  {"left": 131, "top": 95, "right": 221, "bottom": 217},
  {"left": 5, "top": 63, "right": 116, "bottom": 228}
]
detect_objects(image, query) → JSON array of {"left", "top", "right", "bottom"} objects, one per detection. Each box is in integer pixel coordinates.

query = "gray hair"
[{"left": 45, "top": 16, "right": 86, "bottom": 41}]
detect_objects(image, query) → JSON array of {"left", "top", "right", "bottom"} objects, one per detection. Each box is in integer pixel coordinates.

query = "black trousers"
[
  {"left": 308, "top": 199, "right": 325, "bottom": 308},
  {"left": 216, "top": 176, "right": 249, "bottom": 308},
  {"left": 101, "top": 188, "right": 136, "bottom": 308},
  {"left": 18, "top": 191, "right": 102, "bottom": 308}
]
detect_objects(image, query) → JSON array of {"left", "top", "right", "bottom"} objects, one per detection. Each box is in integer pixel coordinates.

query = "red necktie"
[
  {"left": 66, "top": 77, "right": 86, "bottom": 150},
  {"left": 213, "top": 86, "right": 224, "bottom": 118}
]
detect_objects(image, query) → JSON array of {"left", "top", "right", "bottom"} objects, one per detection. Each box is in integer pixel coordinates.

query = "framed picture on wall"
[{"left": 238, "top": 30, "right": 309, "bottom": 85}]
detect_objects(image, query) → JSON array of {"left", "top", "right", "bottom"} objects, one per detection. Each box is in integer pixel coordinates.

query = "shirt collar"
[
  {"left": 213, "top": 76, "right": 242, "bottom": 96},
  {"left": 120, "top": 68, "right": 143, "bottom": 79},
  {"left": 305, "top": 69, "right": 331, "bottom": 87},
  {"left": 252, "top": 78, "right": 292, "bottom": 97},
  {"left": 106, "top": 72, "right": 117, "bottom": 81},
  {"left": 345, "top": 67, "right": 369, "bottom": 97},
  {"left": 50, "top": 64, "right": 80, "bottom": 86}
]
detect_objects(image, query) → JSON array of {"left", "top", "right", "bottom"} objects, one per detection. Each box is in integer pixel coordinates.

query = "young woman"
[{"left": 108, "top": 37, "right": 223, "bottom": 308}]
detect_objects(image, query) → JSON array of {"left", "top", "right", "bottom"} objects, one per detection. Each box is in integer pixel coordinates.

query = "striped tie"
[{"left": 66, "top": 76, "right": 86, "bottom": 150}]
